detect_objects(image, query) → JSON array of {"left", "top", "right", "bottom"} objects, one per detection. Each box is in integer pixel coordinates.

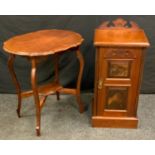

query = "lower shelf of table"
[{"left": 21, "top": 82, "right": 77, "bottom": 98}]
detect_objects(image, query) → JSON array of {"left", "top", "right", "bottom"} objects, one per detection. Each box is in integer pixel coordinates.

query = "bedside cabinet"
[{"left": 92, "top": 18, "right": 150, "bottom": 128}]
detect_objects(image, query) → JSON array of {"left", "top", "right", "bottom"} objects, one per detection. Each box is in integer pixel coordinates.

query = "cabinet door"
[{"left": 96, "top": 47, "right": 143, "bottom": 117}]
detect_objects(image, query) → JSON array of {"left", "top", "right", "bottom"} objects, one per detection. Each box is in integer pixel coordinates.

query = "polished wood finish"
[
  {"left": 31, "top": 58, "right": 41, "bottom": 136},
  {"left": 4, "top": 29, "right": 85, "bottom": 136},
  {"left": 94, "top": 18, "right": 149, "bottom": 47},
  {"left": 8, "top": 54, "right": 22, "bottom": 118},
  {"left": 4, "top": 29, "right": 83, "bottom": 56},
  {"left": 92, "top": 18, "right": 150, "bottom": 128},
  {"left": 75, "top": 48, "right": 85, "bottom": 112}
]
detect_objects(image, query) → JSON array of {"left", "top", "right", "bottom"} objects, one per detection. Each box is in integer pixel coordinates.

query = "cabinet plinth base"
[{"left": 92, "top": 116, "right": 138, "bottom": 128}]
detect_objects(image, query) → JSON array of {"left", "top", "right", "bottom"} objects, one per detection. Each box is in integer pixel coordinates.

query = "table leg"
[
  {"left": 56, "top": 91, "right": 60, "bottom": 100},
  {"left": 76, "top": 48, "right": 84, "bottom": 113},
  {"left": 53, "top": 54, "right": 60, "bottom": 100},
  {"left": 8, "top": 54, "right": 22, "bottom": 118},
  {"left": 31, "top": 58, "right": 41, "bottom": 136}
]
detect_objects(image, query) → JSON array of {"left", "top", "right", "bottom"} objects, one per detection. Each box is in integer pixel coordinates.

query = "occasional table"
[{"left": 3, "top": 29, "right": 85, "bottom": 136}]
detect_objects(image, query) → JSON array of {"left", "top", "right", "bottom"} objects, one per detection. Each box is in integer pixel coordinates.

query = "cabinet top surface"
[
  {"left": 3, "top": 29, "right": 83, "bottom": 56},
  {"left": 94, "top": 18, "right": 150, "bottom": 47}
]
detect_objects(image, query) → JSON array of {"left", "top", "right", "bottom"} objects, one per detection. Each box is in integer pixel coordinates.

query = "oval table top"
[{"left": 3, "top": 29, "right": 84, "bottom": 56}]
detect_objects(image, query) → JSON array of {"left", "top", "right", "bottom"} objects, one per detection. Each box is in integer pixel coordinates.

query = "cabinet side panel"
[
  {"left": 133, "top": 49, "right": 146, "bottom": 116},
  {"left": 93, "top": 47, "right": 100, "bottom": 116}
]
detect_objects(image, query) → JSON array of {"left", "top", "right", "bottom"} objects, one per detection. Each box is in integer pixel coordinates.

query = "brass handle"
[{"left": 98, "top": 80, "right": 103, "bottom": 90}]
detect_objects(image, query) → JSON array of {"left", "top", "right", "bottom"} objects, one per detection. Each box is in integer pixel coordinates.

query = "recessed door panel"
[
  {"left": 105, "top": 86, "right": 128, "bottom": 110},
  {"left": 108, "top": 60, "right": 131, "bottom": 78}
]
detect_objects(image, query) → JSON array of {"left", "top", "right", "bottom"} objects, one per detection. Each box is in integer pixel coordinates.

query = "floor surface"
[{"left": 0, "top": 93, "right": 155, "bottom": 140}]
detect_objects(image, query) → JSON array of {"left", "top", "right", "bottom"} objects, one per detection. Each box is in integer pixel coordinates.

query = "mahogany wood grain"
[
  {"left": 75, "top": 48, "right": 85, "bottom": 113},
  {"left": 92, "top": 116, "right": 138, "bottom": 128},
  {"left": 52, "top": 54, "right": 60, "bottom": 100},
  {"left": 3, "top": 29, "right": 85, "bottom": 136},
  {"left": 40, "top": 96, "right": 47, "bottom": 109},
  {"left": 92, "top": 18, "right": 150, "bottom": 128},
  {"left": 31, "top": 58, "right": 41, "bottom": 136},
  {"left": 59, "top": 88, "right": 77, "bottom": 95},
  {"left": 94, "top": 18, "right": 149, "bottom": 47},
  {"left": 3, "top": 29, "right": 83, "bottom": 56},
  {"left": 8, "top": 54, "right": 22, "bottom": 118},
  {"left": 21, "top": 82, "right": 62, "bottom": 98},
  {"left": 94, "top": 29, "right": 149, "bottom": 47}
]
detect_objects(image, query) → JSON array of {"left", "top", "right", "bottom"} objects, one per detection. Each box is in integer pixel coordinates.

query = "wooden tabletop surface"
[{"left": 3, "top": 29, "right": 84, "bottom": 56}]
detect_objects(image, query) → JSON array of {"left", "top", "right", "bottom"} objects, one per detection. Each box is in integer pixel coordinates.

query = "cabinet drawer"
[{"left": 103, "top": 48, "right": 137, "bottom": 59}]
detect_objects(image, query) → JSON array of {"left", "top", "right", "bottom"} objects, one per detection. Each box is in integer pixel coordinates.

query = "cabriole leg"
[
  {"left": 31, "top": 57, "right": 41, "bottom": 136},
  {"left": 53, "top": 54, "right": 60, "bottom": 100},
  {"left": 8, "top": 54, "right": 22, "bottom": 118},
  {"left": 76, "top": 48, "right": 85, "bottom": 113}
]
